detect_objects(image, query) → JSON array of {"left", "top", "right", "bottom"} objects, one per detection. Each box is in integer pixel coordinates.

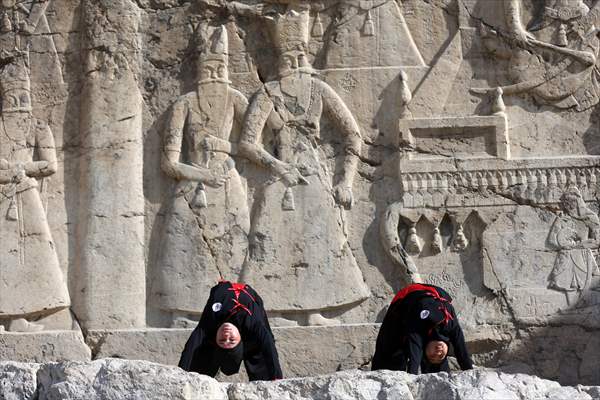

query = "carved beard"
[
  {"left": 197, "top": 81, "right": 228, "bottom": 99},
  {"left": 196, "top": 81, "right": 229, "bottom": 118},
  {"left": 280, "top": 70, "right": 311, "bottom": 98}
]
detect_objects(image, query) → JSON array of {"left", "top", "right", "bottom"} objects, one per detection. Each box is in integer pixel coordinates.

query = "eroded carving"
[
  {"left": 380, "top": 205, "right": 481, "bottom": 283},
  {"left": 0, "top": 46, "right": 69, "bottom": 331},
  {"left": 478, "top": 0, "right": 600, "bottom": 111},
  {"left": 152, "top": 26, "right": 250, "bottom": 327},
  {"left": 548, "top": 186, "right": 600, "bottom": 305},
  {"left": 236, "top": 5, "right": 370, "bottom": 325}
]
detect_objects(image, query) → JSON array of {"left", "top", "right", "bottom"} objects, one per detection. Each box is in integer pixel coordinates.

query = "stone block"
[
  {"left": 0, "top": 331, "right": 90, "bottom": 363},
  {"left": 86, "top": 324, "right": 379, "bottom": 378}
]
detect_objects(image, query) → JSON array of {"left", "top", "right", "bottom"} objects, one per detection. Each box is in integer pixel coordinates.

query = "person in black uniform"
[
  {"left": 179, "top": 281, "right": 283, "bottom": 381},
  {"left": 372, "top": 283, "right": 473, "bottom": 374}
]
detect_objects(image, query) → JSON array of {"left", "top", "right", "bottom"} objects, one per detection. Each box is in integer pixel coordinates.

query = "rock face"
[
  {"left": 0, "top": 0, "right": 599, "bottom": 386},
  {"left": 1, "top": 360, "right": 598, "bottom": 400}
]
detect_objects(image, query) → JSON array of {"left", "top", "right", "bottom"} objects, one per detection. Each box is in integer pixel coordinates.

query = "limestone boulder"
[
  {"left": 36, "top": 359, "right": 227, "bottom": 400},
  {"left": 0, "top": 362, "right": 39, "bottom": 400},
  {"left": 229, "top": 368, "right": 597, "bottom": 400},
  {"left": 2, "top": 360, "right": 599, "bottom": 400}
]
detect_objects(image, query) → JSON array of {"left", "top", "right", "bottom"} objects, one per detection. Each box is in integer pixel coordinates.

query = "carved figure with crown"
[
  {"left": 151, "top": 25, "right": 251, "bottom": 328},
  {"left": 0, "top": 36, "right": 69, "bottom": 332},
  {"left": 547, "top": 186, "right": 600, "bottom": 306},
  {"left": 237, "top": 5, "right": 370, "bottom": 326}
]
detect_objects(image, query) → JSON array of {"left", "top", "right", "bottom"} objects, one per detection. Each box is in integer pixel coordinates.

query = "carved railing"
[{"left": 398, "top": 157, "right": 600, "bottom": 208}]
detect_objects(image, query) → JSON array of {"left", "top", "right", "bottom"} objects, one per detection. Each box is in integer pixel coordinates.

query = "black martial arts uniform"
[
  {"left": 179, "top": 281, "right": 283, "bottom": 381},
  {"left": 372, "top": 283, "right": 473, "bottom": 374}
]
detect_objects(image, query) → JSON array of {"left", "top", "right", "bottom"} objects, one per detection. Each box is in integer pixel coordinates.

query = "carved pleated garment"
[
  {"left": 154, "top": 165, "right": 249, "bottom": 314},
  {"left": 0, "top": 119, "right": 69, "bottom": 317},
  {"left": 549, "top": 215, "right": 600, "bottom": 292},
  {"left": 152, "top": 90, "right": 250, "bottom": 314},
  {"left": 240, "top": 77, "right": 370, "bottom": 312}
]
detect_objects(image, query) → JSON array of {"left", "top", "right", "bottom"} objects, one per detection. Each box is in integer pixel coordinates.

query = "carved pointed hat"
[{"left": 200, "top": 25, "right": 228, "bottom": 63}]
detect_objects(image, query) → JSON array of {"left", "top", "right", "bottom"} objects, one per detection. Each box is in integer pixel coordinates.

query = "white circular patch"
[
  {"left": 420, "top": 310, "right": 430, "bottom": 320},
  {"left": 212, "top": 302, "right": 222, "bottom": 312}
]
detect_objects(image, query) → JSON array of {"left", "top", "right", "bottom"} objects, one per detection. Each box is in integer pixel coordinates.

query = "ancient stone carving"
[
  {"left": 398, "top": 70, "right": 412, "bottom": 119},
  {"left": 398, "top": 160, "right": 599, "bottom": 209},
  {"left": 547, "top": 186, "right": 600, "bottom": 305},
  {"left": 478, "top": 0, "right": 600, "bottom": 111},
  {"left": 152, "top": 25, "right": 250, "bottom": 327},
  {"left": 380, "top": 206, "right": 479, "bottom": 283},
  {"left": 0, "top": 45, "right": 69, "bottom": 331},
  {"left": 398, "top": 115, "right": 510, "bottom": 160},
  {"left": 235, "top": 3, "right": 370, "bottom": 325},
  {"left": 380, "top": 203, "right": 422, "bottom": 283}
]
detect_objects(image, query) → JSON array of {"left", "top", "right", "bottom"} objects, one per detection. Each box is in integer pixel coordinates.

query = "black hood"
[{"left": 215, "top": 341, "right": 244, "bottom": 376}]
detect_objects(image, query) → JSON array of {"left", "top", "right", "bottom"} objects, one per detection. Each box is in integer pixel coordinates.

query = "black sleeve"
[
  {"left": 244, "top": 324, "right": 282, "bottom": 381},
  {"left": 178, "top": 285, "right": 220, "bottom": 372},
  {"left": 259, "top": 311, "right": 283, "bottom": 380},
  {"left": 406, "top": 332, "right": 424, "bottom": 374},
  {"left": 448, "top": 320, "right": 473, "bottom": 370},
  {"left": 372, "top": 308, "right": 407, "bottom": 371},
  {"left": 243, "top": 295, "right": 283, "bottom": 381}
]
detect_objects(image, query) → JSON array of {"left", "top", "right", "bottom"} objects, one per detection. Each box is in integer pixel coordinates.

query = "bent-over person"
[
  {"left": 372, "top": 283, "right": 473, "bottom": 374},
  {"left": 179, "top": 281, "right": 282, "bottom": 381}
]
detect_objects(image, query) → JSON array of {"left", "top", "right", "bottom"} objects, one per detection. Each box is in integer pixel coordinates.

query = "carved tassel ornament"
[{"left": 363, "top": 10, "right": 374, "bottom": 37}]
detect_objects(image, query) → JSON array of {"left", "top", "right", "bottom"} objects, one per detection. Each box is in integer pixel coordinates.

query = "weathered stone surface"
[
  {"left": 0, "top": 331, "right": 90, "bottom": 363},
  {"left": 2, "top": 360, "right": 598, "bottom": 400},
  {"left": 73, "top": 0, "right": 146, "bottom": 331},
  {"left": 86, "top": 328, "right": 191, "bottom": 365},
  {"left": 1, "top": 0, "right": 600, "bottom": 386},
  {"left": 229, "top": 368, "right": 598, "bottom": 400},
  {"left": 85, "top": 325, "right": 379, "bottom": 377},
  {"left": 36, "top": 359, "right": 227, "bottom": 400},
  {"left": 0, "top": 362, "right": 39, "bottom": 400}
]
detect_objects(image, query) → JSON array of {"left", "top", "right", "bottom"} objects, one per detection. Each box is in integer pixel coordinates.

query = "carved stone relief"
[
  {"left": 474, "top": 0, "right": 600, "bottom": 111},
  {"left": 547, "top": 186, "right": 600, "bottom": 305},
  {"left": 232, "top": 4, "right": 370, "bottom": 326},
  {"left": 0, "top": 0, "right": 598, "bottom": 384},
  {"left": 0, "top": 0, "right": 69, "bottom": 332},
  {"left": 150, "top": 25, "right": 251, "bottom": 327}
]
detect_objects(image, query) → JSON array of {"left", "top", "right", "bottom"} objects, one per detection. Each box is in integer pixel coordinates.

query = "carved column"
[{"left": 74, "top": 0, "right": 145, "bottom": 329}]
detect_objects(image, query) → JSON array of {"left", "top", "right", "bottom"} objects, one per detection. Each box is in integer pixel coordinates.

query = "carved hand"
[
  {"left": 513, "top": 27, "right": 534, "bottom": 44},
  {"left": 201, "top": 136, "right": 232, "bottom": 154},
  {"left": 251, "top": 3, "right": 265, "bottom": 15},
  {"left": 19, "top": 20, "right": 36, "bottom": 35},
  {"left": 334, "top": 184, "right": 353, "bottom": 209},
  {"left": 204, "top": 170, "right": 228, "bottom": 188},
  {"left": 11, "top": 164, "right": 26, "bottom": 183},
  {"left": 280, "top": 165, "right": 308, "bottom": 187}
]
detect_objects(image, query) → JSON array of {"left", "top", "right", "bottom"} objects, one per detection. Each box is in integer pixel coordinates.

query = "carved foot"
[
  {"left": 0, "top": 325, "right": 4, "bottom": 333},
  {"left": 269, "top": 317, "right": 299, "bottom": 327},
  {"left": 8, "top": 318, "right": 44, "bottom": 332},
  {"left": 307, "top": 313, "right": 340, "bottom": 326},
  {"left": 171, "top": 317, "right": 198, "bottom": 329}
]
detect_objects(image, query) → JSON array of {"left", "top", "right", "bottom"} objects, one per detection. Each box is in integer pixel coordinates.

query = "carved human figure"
[
  {"left": 0, "top": 55, "right": 69, "bottom": 332},
  {"left": 0, "top": 0, "right": 50, "bottom": 77},
  {"left": 548, "top": 187, "right": 600, "bottom": 305},
  {"left": 479, "top": 0, "right": 600, "bottom": 110},
  {"left": 236, "top": 3, "right": 370, "bottom": 325},
  {"left": 380, "top": 203, "right": 423, "bottom": 284},
  {"left": 152, "top": 26, "right": 250, "bottom": 327}
]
